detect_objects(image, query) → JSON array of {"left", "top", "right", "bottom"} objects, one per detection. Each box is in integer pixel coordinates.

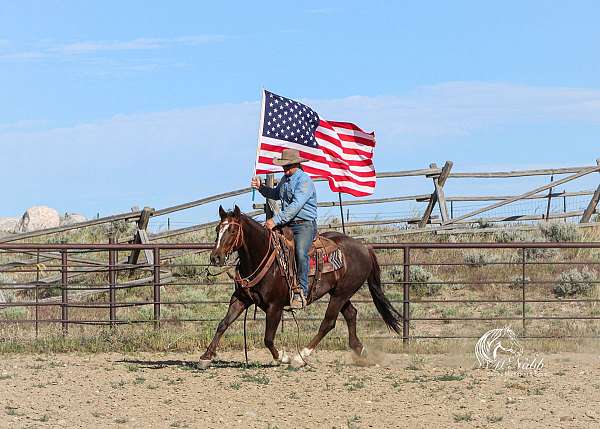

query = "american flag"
[{"left": 254, "top": 90, "right": 376, "bottom": 196}]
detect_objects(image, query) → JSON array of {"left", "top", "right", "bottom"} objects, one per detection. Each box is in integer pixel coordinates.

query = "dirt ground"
[{"left": 0, "top": 348, "right": 599, "bottom": 429}]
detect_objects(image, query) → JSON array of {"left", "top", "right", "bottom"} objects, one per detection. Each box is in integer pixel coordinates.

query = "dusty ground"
[{"left": 0, "top": 349, "right": 599, "bottom": 428}]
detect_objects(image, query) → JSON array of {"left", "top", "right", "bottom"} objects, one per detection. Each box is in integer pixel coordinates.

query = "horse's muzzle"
[{"left": 210, "top": 252, "right": 225, "bottom": 267}]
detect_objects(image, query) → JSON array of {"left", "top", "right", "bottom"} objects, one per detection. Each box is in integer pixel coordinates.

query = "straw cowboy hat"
[{"left": 273, "top": 149, "right": 308, "bottom": 166}]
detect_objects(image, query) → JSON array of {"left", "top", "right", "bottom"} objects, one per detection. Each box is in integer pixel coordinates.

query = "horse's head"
[{"left": 210, "top": 205, "right": 244, "bottom": 266}]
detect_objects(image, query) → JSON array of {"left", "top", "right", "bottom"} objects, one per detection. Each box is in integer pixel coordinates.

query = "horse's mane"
[{"left": 223, "top": 210, "right": 267, "bottom": 233}]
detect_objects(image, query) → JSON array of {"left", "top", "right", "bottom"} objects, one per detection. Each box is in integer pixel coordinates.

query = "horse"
[{"left": 199, "top": 205, "right": 402, "bottom": 368}]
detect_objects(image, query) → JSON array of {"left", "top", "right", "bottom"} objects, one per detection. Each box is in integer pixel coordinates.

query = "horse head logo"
[{"left": 475, "top": 327, "right": 523, "bottom": 369}]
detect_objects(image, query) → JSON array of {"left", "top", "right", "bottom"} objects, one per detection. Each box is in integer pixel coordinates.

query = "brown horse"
[{"left": 199, "top": 205, "right": 402, "bottom": 368}]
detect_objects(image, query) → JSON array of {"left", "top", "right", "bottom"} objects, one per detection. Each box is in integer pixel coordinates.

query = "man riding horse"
[{"left": 251, "top": 148, "right": 317, "bottom": 309}]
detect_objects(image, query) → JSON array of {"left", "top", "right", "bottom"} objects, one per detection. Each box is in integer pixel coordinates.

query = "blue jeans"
[{"left": 290, "top": 220, "right": 317, "bottom": 296}]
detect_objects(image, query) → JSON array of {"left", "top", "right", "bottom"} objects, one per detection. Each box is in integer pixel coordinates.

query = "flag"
[{"left": 254, "top": 90, "right": 376, "bottom": 196}]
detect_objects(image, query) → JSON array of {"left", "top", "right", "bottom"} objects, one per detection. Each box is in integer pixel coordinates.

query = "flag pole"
[
  {"left": 252, "top": 89, "right": 267, "bottom": 202},
  {"left": 338, "top": 192, "right": 346, "bottom": 235}
]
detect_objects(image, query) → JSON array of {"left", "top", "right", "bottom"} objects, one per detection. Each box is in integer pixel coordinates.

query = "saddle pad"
[{"left": 309, "top": 248, "right": 344, "bottom": 277}]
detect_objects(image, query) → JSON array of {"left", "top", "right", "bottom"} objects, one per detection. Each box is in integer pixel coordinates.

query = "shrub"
[
  {"left": 171, "top": 253, "right": 207, "bottom": 278},
  {"left": 494, "top": 229, "right": 532, "bottom": 243},
  {"left": 389, "top": 265, "right": 442, "bottom": 296},
  {"left": 476, "top": 218, "right": 494, "bottom": 229},
  {"left": 539, "top": 222, "right": 581, "bottom": 242},
  {"left": 553, "top": 268, "right": 598, "bottom": 297},
  {"left": 464, "top": 251, "right": 499, "bottom": 267},
  {"left": 509, "top": 275, "right": 531, "bottom": 289},
  {"left": 524, "top": 244, "right": 558, "bottom": 261}
]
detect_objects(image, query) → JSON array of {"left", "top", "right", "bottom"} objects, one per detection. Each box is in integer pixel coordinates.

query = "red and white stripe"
[{"left": 255, "top": 120, "right": 376, "bottom": 196}]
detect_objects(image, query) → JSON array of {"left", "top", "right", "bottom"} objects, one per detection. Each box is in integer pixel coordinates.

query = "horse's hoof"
[
  {"left": 197, "top": 359, "right": 212, "bottom": 370},
  {"left": 291, "top": 354, "right": 306, "bottom": 368},
  {"left": 280, "top": 350, "right": 291, "bottom": 364},
  {"left": 360, "top": 346, "right": 368, "bottom": 357}
]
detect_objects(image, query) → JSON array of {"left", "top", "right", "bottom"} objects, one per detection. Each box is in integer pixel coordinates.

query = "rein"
[{"left": 234, "top": 230, "right": 277, "bottom": 289}]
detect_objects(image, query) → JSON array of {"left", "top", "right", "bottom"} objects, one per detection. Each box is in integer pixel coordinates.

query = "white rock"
[
  {"left": 60, "top": 213, "right": 87, "bottom": 226},
  {"left": 15, "top": 206, "right": 60, "bottom": 232},
  {"left": 0, "top": 217, "right": 18, "bottom": 233}
]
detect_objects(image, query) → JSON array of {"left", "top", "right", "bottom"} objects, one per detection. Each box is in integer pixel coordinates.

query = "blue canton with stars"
[{"left": 262, "top": 90, "right": 320, "bottom": 148}]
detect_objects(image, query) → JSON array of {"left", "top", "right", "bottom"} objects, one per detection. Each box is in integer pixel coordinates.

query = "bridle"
[
  {"left": 213, "top": 218, "right": 278, "bottom": 289},
  {"left": 215, "top": 219, "right": 245, "bottom": 261}
]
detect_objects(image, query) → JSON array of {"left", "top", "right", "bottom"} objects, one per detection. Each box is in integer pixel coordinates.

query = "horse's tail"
[{"left": 366, "top": 247, "right": 403, "bottom": 335}]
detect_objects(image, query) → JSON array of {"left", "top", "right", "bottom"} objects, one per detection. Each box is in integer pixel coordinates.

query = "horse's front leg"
[
  {"left": 264, "top": 305, "right": 289, "bottom": 365},
  {"left": 199, "top": 294, "right": 248, "bottom": 368}
]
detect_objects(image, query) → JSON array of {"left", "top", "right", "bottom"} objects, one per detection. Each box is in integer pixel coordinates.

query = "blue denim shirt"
[{"left": 258, "top": 169, "right": 317, "bottom": 226}]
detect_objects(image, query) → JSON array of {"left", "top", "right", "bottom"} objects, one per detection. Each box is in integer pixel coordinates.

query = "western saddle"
[{"left": 274, "top": 228, "right": 345, "bottom": 302}]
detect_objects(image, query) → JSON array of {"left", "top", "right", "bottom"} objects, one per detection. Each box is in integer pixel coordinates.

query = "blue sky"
[{"left": 1, "top": 1, "right": 600, "bottom": 226}]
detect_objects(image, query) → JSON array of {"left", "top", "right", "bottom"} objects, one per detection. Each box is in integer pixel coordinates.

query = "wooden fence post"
[
  {"left": 545, "top": 175, "right": 554, "bottom": 220},
  {"left": 419, "top": 161, "right": 453, "bottom": 227},
  {"left": 128, "top": 206, "right": 155, "bottom": 273},
  {"left": 264, "top": 173, "right": 278, "bottom": 221},
  {"left": 580, "top": 158, "right": 600, "bottom": 223}
]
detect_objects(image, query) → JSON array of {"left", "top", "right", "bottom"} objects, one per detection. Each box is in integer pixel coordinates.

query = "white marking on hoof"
[
  {"left": 280, "top": 350, "right": 291, "bottom": 364},
  {"left": 197, "top": 359, "right": 212, "bottom": 370},
  {"left": 291, "top": 348, "right": 313, "bottom": 368},
  {"left": 300, "top": 347, "right": 313, "bottom": 359},
  {"left": 360, "top": 346, "right": 368, "bottom": 357}
]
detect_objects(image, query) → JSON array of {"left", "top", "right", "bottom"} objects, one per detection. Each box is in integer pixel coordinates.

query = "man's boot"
[{"left": 289, "top": 290, "right": 306, "bottom": 310}]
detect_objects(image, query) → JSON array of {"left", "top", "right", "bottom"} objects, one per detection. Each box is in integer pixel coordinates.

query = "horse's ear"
[
  {"left": 233, "top": 205, "right": 241, "bottom": 218},
  {"left": 219, "top": 205, "right": 226, "bottom": 219}
]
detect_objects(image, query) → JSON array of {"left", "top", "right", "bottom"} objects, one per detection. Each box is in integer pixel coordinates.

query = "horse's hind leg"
[
  {"left": 199, "top": 294, "right": 248, "bottom": 368},
  {"left": 291, "top": 295, "right": 347, "bottom": 367},
  {"left": 341, "top": 301, "right": 365, "bottom": 356}
]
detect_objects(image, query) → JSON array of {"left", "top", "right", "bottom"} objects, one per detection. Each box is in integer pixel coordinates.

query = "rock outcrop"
[
  {"left": 0, "top": 217, "right": 18, "bottom": 233},
  {"left": 15, "top": 206, "right": 60, "bottom": 233},
  {"left": 60, "top": 213, "right": 87, "bottom": 226}
]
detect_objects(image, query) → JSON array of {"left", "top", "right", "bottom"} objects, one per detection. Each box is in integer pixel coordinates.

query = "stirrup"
[{"left": 285, "top": 292, "right": 305, "bottom": 310}]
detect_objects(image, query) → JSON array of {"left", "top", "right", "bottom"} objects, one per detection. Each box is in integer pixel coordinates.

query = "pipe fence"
[{"left": 1, "top": 242, "right": 599, "bottom": 343}]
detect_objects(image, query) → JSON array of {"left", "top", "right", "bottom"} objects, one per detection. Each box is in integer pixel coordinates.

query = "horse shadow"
[{"left": 116, "top": 358, "right": 278, "bottom": 371}]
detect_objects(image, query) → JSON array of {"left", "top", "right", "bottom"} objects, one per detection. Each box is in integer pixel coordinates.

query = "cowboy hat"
[{"left": 272, "top": 148, "right": 309, "bottom": 166}]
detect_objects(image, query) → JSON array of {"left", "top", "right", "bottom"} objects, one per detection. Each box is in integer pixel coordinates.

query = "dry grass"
[{"left": 1, "top": 221, "right": 599, "bottom": 354}]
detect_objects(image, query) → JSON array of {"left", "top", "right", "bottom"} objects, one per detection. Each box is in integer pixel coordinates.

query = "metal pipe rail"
[{"left": 1, "top": 242, "right": 600, "bottom": 343}]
